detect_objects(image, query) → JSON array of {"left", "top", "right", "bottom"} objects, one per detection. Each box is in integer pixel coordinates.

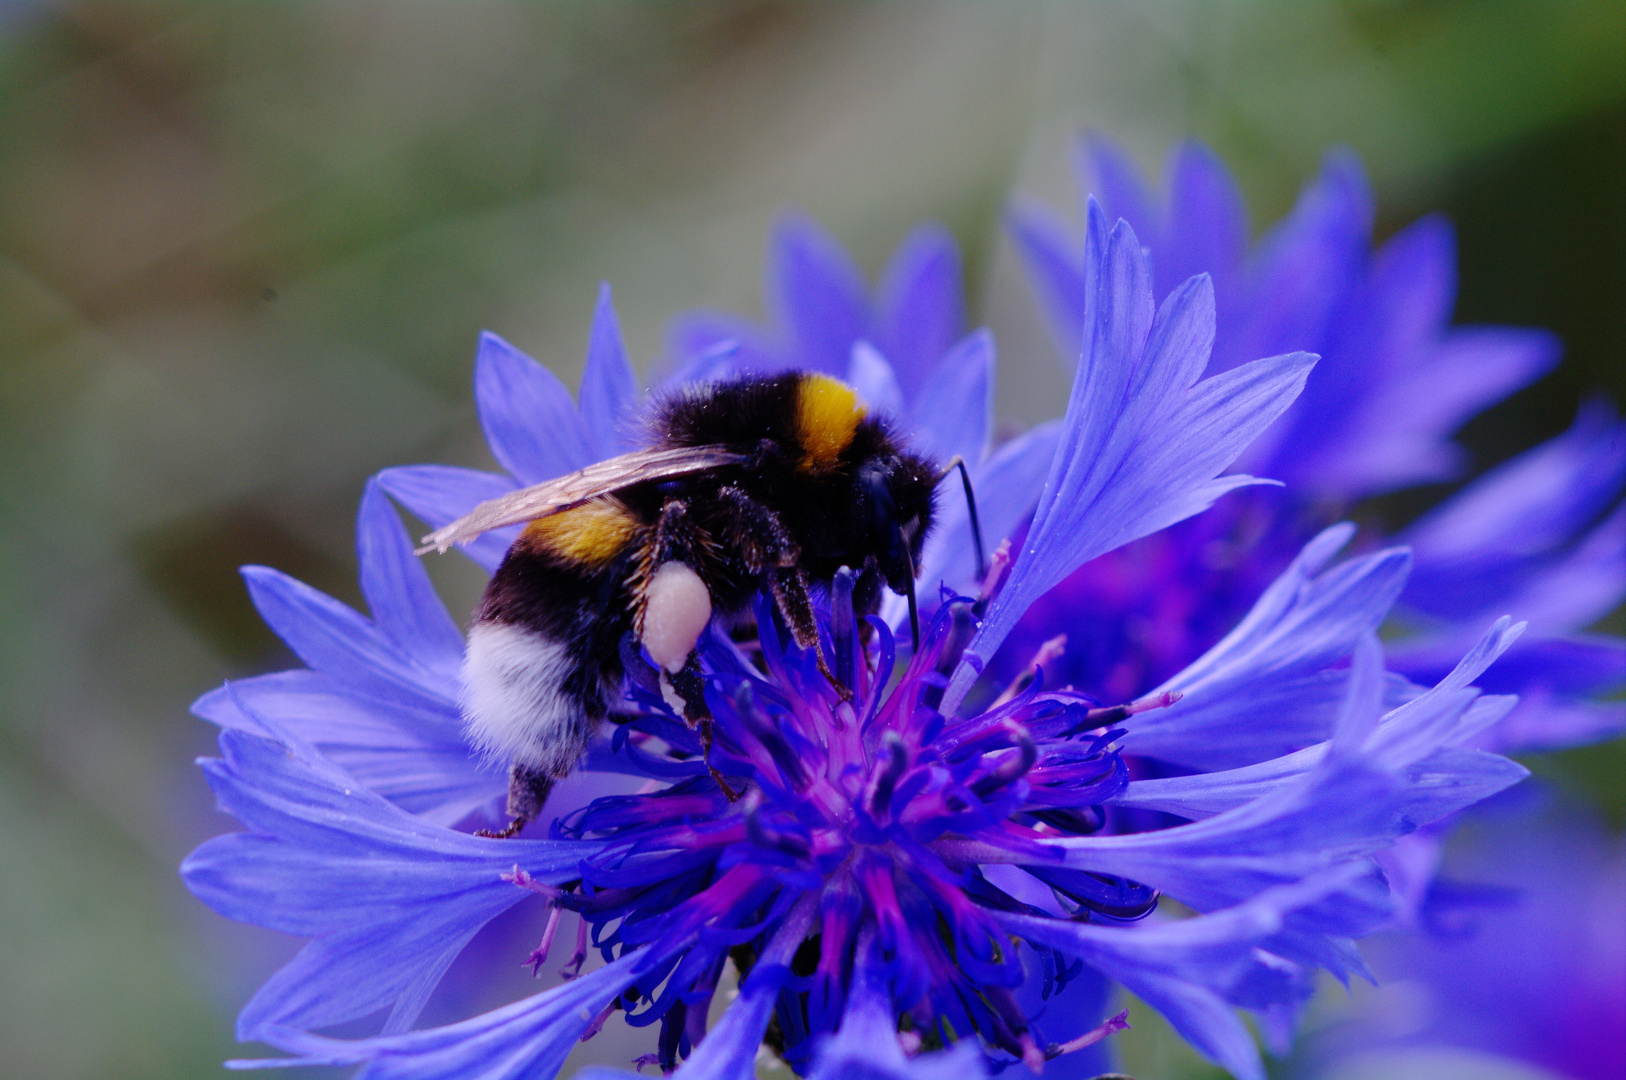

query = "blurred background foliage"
[{"left": 0, "top": 2, "right": 1619, "bottom": 1078}]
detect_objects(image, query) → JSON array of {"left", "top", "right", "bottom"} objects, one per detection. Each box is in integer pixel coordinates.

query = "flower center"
[{"left": 536, "top": 583, "right": 1156, "bottom": 1070}]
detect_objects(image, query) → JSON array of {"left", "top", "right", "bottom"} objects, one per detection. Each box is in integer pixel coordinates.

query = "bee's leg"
[
  {"left": 638, "top": 499, "right": 737, "bottom": 799},
  {"left": 770, "top": 566, "right": 851, "bottom": 701},
  {"left": 476, "top": 763, "right": 554, "bottom": 839},
  {"left": 714, "top": 485, "right": 789, "bottom": 580},
  {"left": 713, "top": 486, "right": 848, "bottom": 699},
  {"left": 697, "top": 721, "right": 741, "bottom": 803},
  {"left": 670, "top": 653, "right": 740, "bottom": 801}
]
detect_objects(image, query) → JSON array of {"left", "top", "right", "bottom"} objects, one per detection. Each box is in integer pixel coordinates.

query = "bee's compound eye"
[{"left": 642, "top": 562, "right": 712, "bottom": 673}]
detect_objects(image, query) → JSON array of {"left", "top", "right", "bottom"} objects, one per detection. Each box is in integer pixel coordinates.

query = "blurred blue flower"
[
  {"left": 1005, "top": 137, "right": 1624, "bottom": 754},
  {"left": 666, "top": 213, "right": 966, "bottom": 396},
  {"left": 1302, "top": 789, "right": 1625, "bottom": 1080},
  {"left": 185, "top": 212, "right": 1531, "bottom": 1079}
]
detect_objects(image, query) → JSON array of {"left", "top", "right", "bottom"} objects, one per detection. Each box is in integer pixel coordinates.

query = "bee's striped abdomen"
[{"left": 464, "top": 496, "right": 648, "bottom": 776}]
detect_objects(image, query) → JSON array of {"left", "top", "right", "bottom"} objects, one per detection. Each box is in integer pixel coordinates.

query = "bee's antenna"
[
  {"left": 897, "top": 523, "right": 923, "bottom": 650},
  {"left": 904, "top": 559, "right": 917, "bottom": 653},
  {"left": 939, "top": 456, "right": 987, "bottom": 583}
]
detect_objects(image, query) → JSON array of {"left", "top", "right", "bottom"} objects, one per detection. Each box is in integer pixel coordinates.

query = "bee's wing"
[{"left": 414, "top": 446, "right": 747, "bottom": 554}]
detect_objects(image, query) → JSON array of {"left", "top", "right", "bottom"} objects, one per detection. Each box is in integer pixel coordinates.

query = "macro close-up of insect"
[
  {"left": 418, "top": 370, "right": 984, "bottom": 838},
  {"left": 6, "top": 6, "right": 1620, "bottom": 1078}
]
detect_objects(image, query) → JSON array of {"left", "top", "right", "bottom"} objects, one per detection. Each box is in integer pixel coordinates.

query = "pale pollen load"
[
  {"left": 794, "top": 373, "right": 866, "bottom": 474},
  {"left": 641, "top": 561, "right": 712, "bottom": 673}
]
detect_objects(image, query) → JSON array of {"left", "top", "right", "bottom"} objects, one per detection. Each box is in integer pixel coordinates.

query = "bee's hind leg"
[
  {"left": 476, "top": 763, "right": 555, "bottom": 839},
  {"left": 670, "top": 655, "right": 741, "bottom": 802}
]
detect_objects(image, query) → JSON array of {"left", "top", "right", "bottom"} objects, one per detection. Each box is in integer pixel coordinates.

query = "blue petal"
[
  {"left": 1270, "top": 215, "right": 1559, "bottom": 497},
  {"left": 1121, "top": 526, "right": 1412, "bottom": 769},
  {"left": 1082, "top": 136, "right": 1164, "bottom": 275},
  {"left": 948, "top": 217, "right": 1315, "bottom": 709},
  {"left": 661, "top": 964, "right": 782, "bottom": 1079},
  {"left": 663, "top": 311, "right": 782, "bottom": 380},
  {"left": 1331, "top": 633, "right": 1387, "bottom": 753},
  {"left": 804, "top": 947, "right": 989, "bottom": 1079},
  {"left": 1005, "top": 198, "right": 1086, "bottom": 368},
  {"left": 1300, "top": 325, "right": 1561, "bottom": 497},
  {"left": 1400, "top": 401, "right": 1626, "bottom": 621},
  {"left": 1117, "top": 699, "right": 1520, "bottom": 823},
  {"left": 1045, "top": 747, "right": 1515, "bottom": 915},
  {"left": 1275, "top": 215, "right": 1458, "bottom": 482},
  {"left": 375, "top": 464, "right": 520, "bottom": 573},
  {"left": 1216, "top": 149, "right": 1370, "bottom": 379},
  {"left": 1127, "top": 971, "right": 1263, "bottom": 1080},
  {"left": 846, "top": 342, "right": 906, "bottom": 419},
  {"left": 1011, "top": 951, "right": 1115, "bottom": 1078},
  {"left": 964, "top": 418, "right": 1063, "bottom": 556},
  {"left": 579, "top": 283, "right": 642, "bottom": 459},
  {"left": 907, "top": 328, "right": 993, "bottom": 468},
  {"left": 1117, "top": 618, "right": 1527, "bottom": 821},
  {"left": 874, "top": 222, "right": 965, "bottom": 400},
  {"left": 183, "top": 727, "right": 602, "bottom": 1038},
  {"left": 908, "top": 419, "right": 1062, "bottom": 609},
  {"left": 1470, "top": 692, "right": 1626, "bottom": 755},
  {"left": 473, "top": 331, "right": 593, "bottom": 484},
  {"left": 192, "top": 671, "right": 499, "bottom": 826},
  {"left": 1364, "top": 619, "right": 1526, "bottom": 764},
  {"left": 1438, "top": 502, "right": 1626, "bottom": 638},
  {"left": 242, "top": 566, "right": 451, "bottom": 710},
  {"left": 357, "top": 479, "right": 464, "bottom": 680},
  {"left": 1457, "top": 633, "right": 1626, "bottom": 699},
  {"left": 768, "top": 213, "right": 871, "bottom": 375},
  {"left": 240, "top": 948, "right": 656, "bottom": 1078},
  {"left": 1161, "top": 140, "right": 1248, "bottom": 313},
  {"left": 195, "top": 671, "right": 458, "bottom": 749},
  {"left": 655, "top": 898, "right": 816, "bottom": 1079},
  {"left": 998, "top": 865, "right": 1378, "bottom": 1080}
]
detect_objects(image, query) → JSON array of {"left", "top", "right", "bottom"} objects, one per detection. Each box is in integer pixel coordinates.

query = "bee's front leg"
[
  {"left": 669, "top": 653, "right": 741, "bottom": 802},
  {"left": 712, "top": 486, "right": 849, "bottom": 697},
  {"left": 769, "top": 567, "right": 853, "bottom": 702}
]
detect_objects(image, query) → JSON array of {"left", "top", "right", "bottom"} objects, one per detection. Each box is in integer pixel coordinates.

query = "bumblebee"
[{"left": 420, "top": 371, "right": 966, "bottom": 837}]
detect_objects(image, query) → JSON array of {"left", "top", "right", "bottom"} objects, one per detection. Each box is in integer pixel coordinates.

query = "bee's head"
[{"left": 857, "top": 451, "right": 937, "bottom": 596}]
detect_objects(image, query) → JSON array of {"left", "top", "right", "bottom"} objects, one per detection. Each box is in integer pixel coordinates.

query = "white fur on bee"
[
  {"left": 640, "top": 561, "right": 712, "bottom": 673},
  {"left": 460, "top": 621, "right": 594, "bottom": 776}
]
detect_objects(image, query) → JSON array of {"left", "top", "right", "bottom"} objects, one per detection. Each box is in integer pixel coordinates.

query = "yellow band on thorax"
[
  {"left": 523, "top": 498, "right": 639, "bottom": 568},
  {"left": 795, "top": 373, "right": 866, "bottom": 474}
]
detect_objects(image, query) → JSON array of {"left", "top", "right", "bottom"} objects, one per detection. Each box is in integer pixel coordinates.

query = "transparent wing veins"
[{"left": 415, "top": 446, "right": 746, "bottom": 554}]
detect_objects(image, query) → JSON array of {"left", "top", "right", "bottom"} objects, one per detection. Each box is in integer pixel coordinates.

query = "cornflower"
[
  {"left": 1004, "top": 137, "right": 1623, "bottom": 759},
  {"left": 185, "top": 207, "right": 1530, "bottom": 1080}
]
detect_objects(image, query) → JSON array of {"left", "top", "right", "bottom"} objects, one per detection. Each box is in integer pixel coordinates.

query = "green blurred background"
[{"left": 0, "top": 3, "right": 1619, "bottom": 1078}]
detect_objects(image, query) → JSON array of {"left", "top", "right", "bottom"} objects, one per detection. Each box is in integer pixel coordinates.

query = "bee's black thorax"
[{"left": 651, "top": 371, "right": 938, "bottom": 583}]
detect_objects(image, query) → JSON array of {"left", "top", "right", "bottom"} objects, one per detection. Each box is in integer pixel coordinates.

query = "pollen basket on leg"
[
  {"left": 521, "top": 497, "right": 639, "bottom": 567},
  {"left": 640, "top": 561, "right": 712, "bottom": 673},
  {"left": 795, "top": 373, "right": 866, "bottom": 474}
]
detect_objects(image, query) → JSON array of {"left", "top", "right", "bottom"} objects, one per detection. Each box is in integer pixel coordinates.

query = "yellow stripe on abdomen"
[
  {"left": 523, "top": 498, "right": 640, "bottom": 568},
  {"left": 795, "top": 373, "right": 866, "bottom": 474}
]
